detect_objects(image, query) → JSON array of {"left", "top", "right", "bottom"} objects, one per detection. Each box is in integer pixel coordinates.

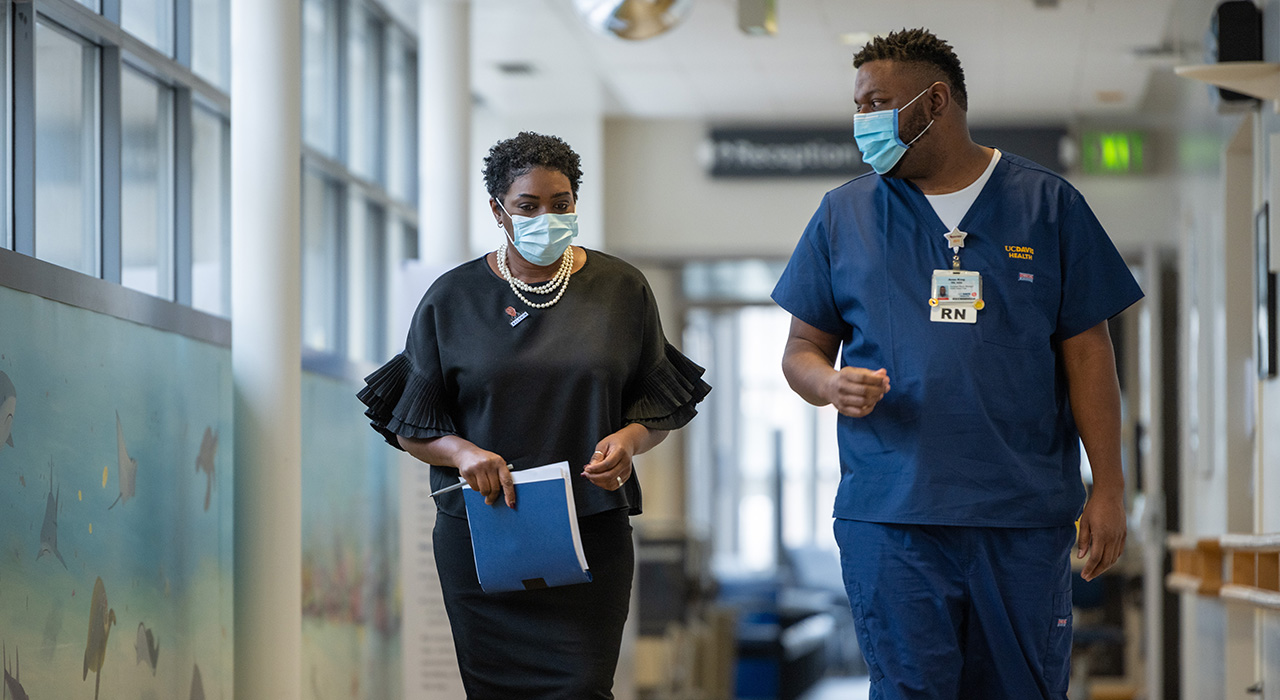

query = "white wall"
[
  {"left": 1073, "top": 175, "right": 1184, "bottom": 255},
  {"left": 603, "top": 119, "right": 847, "bottom": 261},
  {"left": 604, "top": 117, "right": 1201, "bottom": 265}
]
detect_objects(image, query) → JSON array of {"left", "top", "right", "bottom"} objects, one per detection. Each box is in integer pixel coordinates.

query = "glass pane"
[
  {"left": 402, "top": 222, "right": 418, "bottom": 261},
  {"left": 191, "top": 0, "right": 229, "bottom": 90},
  {"left": 346, "top": 5, "right": 381, "bottom": 181},
  {"left": 683, "top": 259, "right": 788, "bottom": 303},
  {"left": 35, "top": 21, "right": 99, "bottom": 277},
  {"left": 302, "top": 0, "right": 339, "bottom": 157},
  {"left": 302, "top": 171, "right": 340, "bottom": 352},
  {"left": 75, "top": 0, "right": 100, "bottom": 12},
  {"left": 385, "top": 35, "right": 415, "bottom": 203},
  {"left": 192, "top": 107, "right": 229, "bottom": 316},
  {"left": 0, "top": 3, "right": 9, "bottom": 250},
  {"left": 683, "top": 301, "right": 839, "bottom": 574},
  {"left": 346, "top": 199, "right": 386, "bottom": 363},
  {"left": 365, "top": 207, "right": 386, "bottom": 360},
  {"left": 120, "top": 68, "right": 175, "bottom": 299},
  {"left": 121, "top": 0, "right": 175, "bottom": 55},
  {"left": 405, "top": 49, "right": 418, "bottom": 205}
]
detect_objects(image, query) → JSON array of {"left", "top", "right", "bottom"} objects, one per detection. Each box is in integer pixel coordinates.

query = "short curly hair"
[
  {"left": 482, "top": 131, "right": 583, "bottom": 201},
  {"left": 853, "top": 28, "right": 968, "bottom": 111}
]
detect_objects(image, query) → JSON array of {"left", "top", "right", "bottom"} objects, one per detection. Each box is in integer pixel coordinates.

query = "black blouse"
[{"left": 358, "top": 249, "right": 711, "bottom": 518}]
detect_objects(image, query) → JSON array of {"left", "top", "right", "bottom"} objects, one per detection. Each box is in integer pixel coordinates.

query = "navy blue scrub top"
[{"left": 771, "top": 152, "right": 1143, "bottom": 528}]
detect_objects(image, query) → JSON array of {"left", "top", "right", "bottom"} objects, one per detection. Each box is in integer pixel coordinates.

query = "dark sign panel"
[
  {"left": 971, "top": 126, "right": 1068, "bottom": 175},
  {"left": 704, "top": 128, "right": 867, "bottom": 178},
  {"left": 704, "top": 126, "right": 1068, "bottom": 178}
]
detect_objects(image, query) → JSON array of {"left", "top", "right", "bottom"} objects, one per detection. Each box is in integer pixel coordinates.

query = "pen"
[
  {"left": 427, "top": 464, "right": 514, "bottom": 498},
  {"left": 428, "top": 482, "right": 465, "bottom": 498}
]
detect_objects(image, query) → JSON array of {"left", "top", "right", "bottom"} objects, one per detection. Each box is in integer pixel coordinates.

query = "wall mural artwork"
[
  {"left": 0, "top": 285, "right": 233, "bottom": 700},
  {"left": 300, "top": 372, "right": 402, "bottom": 700}
]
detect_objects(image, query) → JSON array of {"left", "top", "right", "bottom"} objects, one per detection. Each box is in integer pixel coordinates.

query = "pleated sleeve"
[
  {"left": 621, "top": 281, "right": 711, "bottom": 430},
  {"left": 357, "top": 297, "right": 457, "bottom": 449}
]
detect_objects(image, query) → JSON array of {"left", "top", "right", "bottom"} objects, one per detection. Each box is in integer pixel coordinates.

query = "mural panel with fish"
[
  {"left": 301, "top": 372, "right": 402, "bottom": 700},
  {"left": 0, "top": 285, "right": 233, "bottom": 699}
]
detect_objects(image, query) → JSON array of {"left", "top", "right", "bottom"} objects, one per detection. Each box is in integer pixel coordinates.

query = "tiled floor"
[{"left": 796, "top": 675, "right": 872, "bottom": 700}]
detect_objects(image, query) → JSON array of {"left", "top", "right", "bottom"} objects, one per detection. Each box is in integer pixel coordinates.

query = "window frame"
[
  {"left": 10, "top": 0, "right": 230, "bottom": 313},
  {"left": 299, "top": 0, "right": 418, "bottom": 368}
]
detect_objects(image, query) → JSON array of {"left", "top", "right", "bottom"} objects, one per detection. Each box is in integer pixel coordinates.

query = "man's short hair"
[{"left": 853, "top": 28, "right": 968, "bottom": 111}]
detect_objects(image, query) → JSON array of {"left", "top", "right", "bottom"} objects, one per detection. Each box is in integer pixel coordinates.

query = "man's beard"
[{"left": 883, "top": 112, "right": 932, "bottom": 179}]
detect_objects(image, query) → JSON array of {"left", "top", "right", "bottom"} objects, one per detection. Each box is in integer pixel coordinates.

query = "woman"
[{"left": 358, "top": 131, "right": 710, "bottom": 698}]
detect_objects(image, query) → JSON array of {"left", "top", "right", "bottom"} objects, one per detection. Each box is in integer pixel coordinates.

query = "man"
[{"left": 771, "top": 29, "right": 1142, "bottom": 700}]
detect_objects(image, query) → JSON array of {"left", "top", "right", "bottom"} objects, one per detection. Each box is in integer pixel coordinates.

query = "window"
[
  {"left": 13, "top": 0, "right": 230, "bottom": 315},
  {"left": 120, "top": 67, "right": 175, "bottom": 299},
  {"left": 683, "top": 262, "right": 840, "bottom": 575},
  {"left": 34, "top": 20, "right": 100, "bottom": 277},
  {"left": 191, "top": 0, "right": 230, "bottom": 90},
  {"left": 346, "top": 3, "right": 383, "bottom": 182},
  {"left": 121, "top": 0, "right": 175, "bottom": 56},
  {"left": 346, "top": 197, "right": 388, "bottom": 364},
  {"left": 385, "top": 32, "right": 416, "bottom": 203},
  {"left": 191, "top": 106, "right": 230, "bottom": 316},
  {"left": 301, "top": 0, "right": 418, "bottom": 362},
  {"left": 302, "top": 0, "right": 340, "bottom": 158},
  {"left": 1, "top": 3, "right": 11, "bottom": 251},
  {"left": 303, "top": 170, "right": 342, "bottom": 354}
]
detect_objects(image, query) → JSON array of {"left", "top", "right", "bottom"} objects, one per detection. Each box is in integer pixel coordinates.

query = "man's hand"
[
  {"left": 1077, "top": 487, "right": 1126, "bottom": 581},
  {"left": 1062, "top": 321, "right": 1127, "bottom": 582},
  {"left": 822, "top": 367, "right": 890, "bottom": 418},
  {"left": 781, "top": 317, "right": 890, "bottom": 416}
]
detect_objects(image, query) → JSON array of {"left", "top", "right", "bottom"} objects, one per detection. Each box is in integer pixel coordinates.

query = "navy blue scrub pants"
[{"left": 835, "top": 519, "right": 1076, "bottom": 700}]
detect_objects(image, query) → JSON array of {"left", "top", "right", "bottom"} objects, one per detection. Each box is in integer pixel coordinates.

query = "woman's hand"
[
  {"left": 455, "top": 446, "right": 515, "bottom": 507},
  {"left": 582, "top": 423, "right": 668, "bottom": 491},
  {"left": 582, "top": 436, "right": 634, "bottom": 492}
]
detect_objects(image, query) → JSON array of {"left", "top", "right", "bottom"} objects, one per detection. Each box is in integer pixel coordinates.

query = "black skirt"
[{"left": 433, "top": 509, "right": 634, "bottom": 699}]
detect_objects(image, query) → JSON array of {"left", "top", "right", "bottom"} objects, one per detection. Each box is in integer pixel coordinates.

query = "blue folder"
[{"left": 461, "top": 462, "right": 593, "bottom": 593}]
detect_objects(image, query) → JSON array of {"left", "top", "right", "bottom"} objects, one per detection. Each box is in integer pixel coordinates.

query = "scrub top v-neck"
[{"left": 772, "top": 152, "right": 1142, "bottom": 527}]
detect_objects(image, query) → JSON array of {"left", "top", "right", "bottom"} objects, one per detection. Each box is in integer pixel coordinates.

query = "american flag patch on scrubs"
[
  {"left": 1057, "top": 618, "right": 1068, "bottom": 627},
  {"left": 1018, "top": 272, "right": 1034, "bottom": 283}
]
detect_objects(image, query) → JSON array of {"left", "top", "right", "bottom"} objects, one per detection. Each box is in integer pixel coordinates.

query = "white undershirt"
[{"left": 924, "top": 148, "right": 1001, "bottom": 232}]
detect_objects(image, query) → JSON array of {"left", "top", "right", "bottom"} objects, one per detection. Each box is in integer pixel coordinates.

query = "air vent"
[{"left": 496, "top": 62, "right": 536, "bottom": 76}]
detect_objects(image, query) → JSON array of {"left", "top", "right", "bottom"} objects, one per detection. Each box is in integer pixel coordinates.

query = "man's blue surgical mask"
[
  {"left": 853, "top": 84, "right": 936, "bottom": 175},
  {"left": 497, "top": 199, "right": 579, "bottom": 266}
]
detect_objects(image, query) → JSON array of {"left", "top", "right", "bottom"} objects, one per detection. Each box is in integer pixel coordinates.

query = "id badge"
[{"left": 929, "top": 269, "right": 983, "bottom": 324}]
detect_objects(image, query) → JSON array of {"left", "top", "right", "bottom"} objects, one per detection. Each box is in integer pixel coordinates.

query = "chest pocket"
[{"left": 978, "top": 266, "right": 1058, "bottom": 350}]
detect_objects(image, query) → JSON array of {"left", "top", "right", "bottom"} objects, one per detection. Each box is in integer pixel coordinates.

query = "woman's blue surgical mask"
[
  {"left": 496, "top": 199, "right": 579, "bottom": 266},
  {"left": 853, "top": 84, "right": 936, "bottom": 175}
]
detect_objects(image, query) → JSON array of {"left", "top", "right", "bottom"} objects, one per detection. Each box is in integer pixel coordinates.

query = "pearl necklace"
[{"left": 496, "top": 242, "right": 573, "bottom": 309}]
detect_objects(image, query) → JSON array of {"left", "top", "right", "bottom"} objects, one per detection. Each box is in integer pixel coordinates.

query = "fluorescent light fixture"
[
  {"left": 739, "top": 0, "right": 777, "bottom": 36},
  {"left": 839, "top": 32, "right": 876, "bottom": 47}
]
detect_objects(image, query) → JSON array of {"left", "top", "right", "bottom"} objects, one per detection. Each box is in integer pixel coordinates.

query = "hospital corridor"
[{"left": 0, "top": 0, "right": 1278, "bottom": 699}]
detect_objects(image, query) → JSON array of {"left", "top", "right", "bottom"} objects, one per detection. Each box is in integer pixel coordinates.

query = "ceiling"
[{"left": 375, "top": 0, "right": 1213, "bottom": 126}]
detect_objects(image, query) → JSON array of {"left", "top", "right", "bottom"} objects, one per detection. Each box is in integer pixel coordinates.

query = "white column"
[
  {"left": 399, "top": 3, "right": 473, "bottom": 698},
  {"left": 230, "top": 0, "right": 302, "bottom": 698},
  {"left": 418, "top": 0, "right": 471, "bottom": 265}
]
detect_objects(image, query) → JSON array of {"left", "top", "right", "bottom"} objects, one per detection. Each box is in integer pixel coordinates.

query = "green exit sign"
[{"left": 1082, "top": 131, "right": 1146, "bottom": 174}]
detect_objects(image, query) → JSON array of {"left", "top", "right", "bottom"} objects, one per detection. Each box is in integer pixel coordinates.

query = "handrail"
[{"left": 1166, "top": 533, "right": 1280, "bottom": 610}]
